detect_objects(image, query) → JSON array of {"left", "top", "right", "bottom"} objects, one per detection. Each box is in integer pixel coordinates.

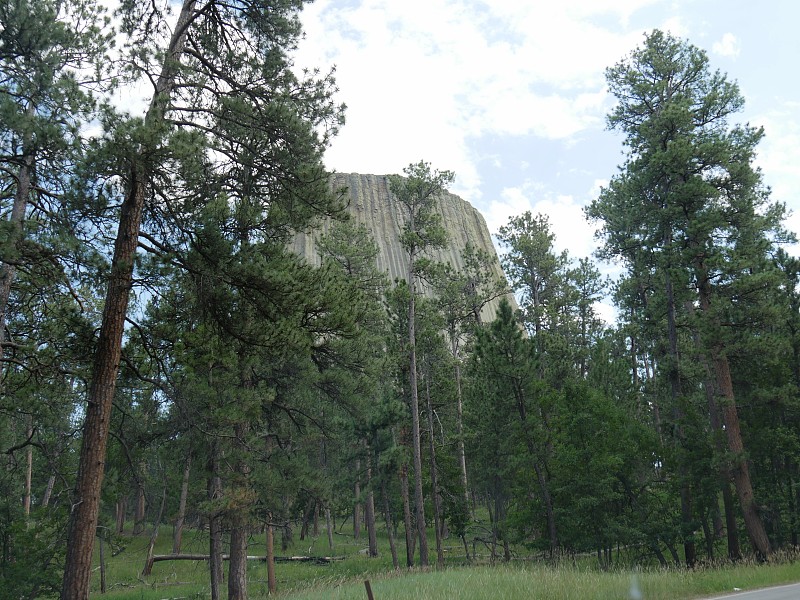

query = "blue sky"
[{"left": 294, "top": 0, "right": 800, "bottom": 274}]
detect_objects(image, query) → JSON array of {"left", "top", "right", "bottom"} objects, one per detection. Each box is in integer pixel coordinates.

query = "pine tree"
[{"left": 588, "top": 29, "right": 792, "bottom": 559}]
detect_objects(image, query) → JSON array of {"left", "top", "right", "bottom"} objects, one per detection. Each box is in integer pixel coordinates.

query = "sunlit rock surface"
[{"left": 290, "top": 173, "right": 514, "bottom": 322}]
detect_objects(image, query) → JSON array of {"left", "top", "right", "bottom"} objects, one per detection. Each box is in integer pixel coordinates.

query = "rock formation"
[{"left": 290, "top": 172, "right": 513, "bottom": 321}]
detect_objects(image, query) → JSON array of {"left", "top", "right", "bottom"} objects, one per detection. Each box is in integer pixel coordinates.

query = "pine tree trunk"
[
  {"left": 353, "top": 458, "right": 362, "bottom": 540},
  {"left": 228, "top": 422, "right": 251, "bottom": 600},
  {"left": 665, "top": 270, "right": 695, "bottom": 568},
  {"left": 513, "top": 380, "right": 558, "bottom": 555},
  {"left": 425, "top": 376, "right": 444, "bottom": 567},
  {"left": 0, "top": 116, "right": 32, "bottom": 366},
  {"left": 99, "top": 534, "right": 107, "bottom": 594},
  {"left": 690, "top": 300, "right": 742, "bottom": 561},
  {"left": 697, "top": 273, "right": 771, "bottom": 559},
  {"left": 407, "top": 288, "right": 429, "bottom": 566},
  {"left": 714, "top": 352, "right": 772, "bottom": 559},
  {"left": 133, "top": 472, "right": 146, "bottom": 535},
  {"left": 228, "top": 518, "right": 248, "bottom": 600},
  {"left": 365, "top": 447, "right": 378, "bottom": 558},
  {"left": 173, "top": 453, "right": 191, "bottom": 554},
  {"left": 59, "top": 5, "right": 196, "bottom": 597},
  {"left": 399, "top": 461, "right": 414, "bottom": 567},
  {"left": 41, "top": 475, "right": 55, "bottom": 508},
  {"left": 142, "top": 486, "right": 167, "bottom": 576},
  {"left": 115, "top": 497, "right": 127, "bottom": 534},
  {"left": 325, "top": 507, "right": 334, "bottom": 551},
  {"left": 208, "top": 443, "right": 223, "bottom": 600},
  {"left": 266, "top": 515, "right": 277, "bottom": 594},
  {"left": 23, "top": 417, "right": 32, "bottom": 516},
  {"left": 381, "top": 478, "right": 399, "bottom": 569},
  {"left": 452, "top": 335, "right": 470, "bottom": 510}
]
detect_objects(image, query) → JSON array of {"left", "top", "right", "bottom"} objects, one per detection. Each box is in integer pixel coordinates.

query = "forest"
[{"left": 1, "top": 1, "right": 799, "bottom": 599}]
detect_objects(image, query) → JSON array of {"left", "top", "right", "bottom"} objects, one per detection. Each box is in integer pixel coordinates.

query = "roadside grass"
[
  {"left": 90, "top": 522, "right": 800, "bottom": 599},
  {"left": 278, "top": 560, "right": 800, "bottom": 600}
]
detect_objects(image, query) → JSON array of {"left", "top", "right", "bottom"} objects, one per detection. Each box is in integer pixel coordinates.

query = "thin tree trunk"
[
  {"left": 60, "top": 5, "right": 197, "bottom": 597},
  {"left": 300, "top": 501, "right": 312, "bottom": 541},
  {"left": 41, "top": 475, "right": 55, "bottom": 508},
  {"left": 173, "top": 453, "right": 191, "bottom": 554},
  {"left": 723, "top": 452, "right": 742, "bottom": 557},
  {"left": 365, "top": 447, "right": 378, "bottom": 558},
  {"left": 99, "top": 534, "right": 106, "bottom": 594},
  {"left": 115, "top": 497, "right": 127, "bottom": 534},
  {"left": 381, "top": 478, "right": 399, "bottom": 569},
  {"left": 407, "top": 287, "right": 429, "bottom": 566},
  {"left": 425, "top": 375, "right": 444, "bottom": 567},
  {"left": 487, "top": 496, "right": 497, "bottom": 561},
  {"left": 142, "top": 486, "right": 167, "bottom": 576},
  {"left": 452, "top": 334, "right": 470, "bottom": 510},
  {"left": 266, "top": 515, "right": 276, "bottom": 594},
  {"left": 399, "top": 461, "right": 414, "bottom": 567},
  {"left": 325, "top": 507, "right": 334, "bottom": 551},
  {"left": 133, "top": 472, "right": 146, "bottom": 535},
  {"left": 0, "top": 109, "right": 32, "bottom": 366},
  {"left": 23, "top": 417, "right": 32, "bottom": 516},
  {"left": 208, "top": 443, "right": 223, "bottom": 600},
  {"left": 353, "top": 458, "right": 362, "bottom": 540}
]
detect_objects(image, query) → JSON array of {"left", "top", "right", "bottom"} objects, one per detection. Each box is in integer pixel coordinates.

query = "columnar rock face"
[{"left": 290, "top": 172, "right": 513, "bottom": 321}]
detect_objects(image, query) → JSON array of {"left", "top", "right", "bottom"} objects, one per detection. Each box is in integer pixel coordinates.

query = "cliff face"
[{"left": 290, "top": 172, "right": 512, "bottom": 321}]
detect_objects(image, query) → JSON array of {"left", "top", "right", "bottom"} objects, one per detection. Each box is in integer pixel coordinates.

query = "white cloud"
[
  {"left": 484, "top": 182, "right": 599, "bottom": 259},
  {"left": 754, "top": 103, "right": 800, "bottom": 251},
  {"left": 712, "top": 33, "right": 741, "bottom": 58},
  {"left": 295, "top": 0, "right": 664, "bottom": 193}
]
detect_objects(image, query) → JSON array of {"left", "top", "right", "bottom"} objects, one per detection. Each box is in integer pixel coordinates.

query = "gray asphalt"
[{"left": 705, "top": 582, "right": 800, "bottom": 600}]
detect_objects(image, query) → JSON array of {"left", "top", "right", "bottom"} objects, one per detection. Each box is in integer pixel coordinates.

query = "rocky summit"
[{"left": 289, "top": 172, "right": 513, "bottom": 321}]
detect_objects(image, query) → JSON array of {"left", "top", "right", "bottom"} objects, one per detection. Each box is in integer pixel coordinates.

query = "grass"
[
  {"left": 90, "top": 522, "right": 800, "bottom": 599},
  {"left": 278, "top": 561, "right": 800, "bottom": 600}
]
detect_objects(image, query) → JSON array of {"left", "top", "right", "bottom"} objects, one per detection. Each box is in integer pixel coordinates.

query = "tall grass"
[
  {"left": 278, "top": 561, "right": 800, "bottom": 600},
  {"left": 90, "top": 522, "right": 799, "bottom": 599}
]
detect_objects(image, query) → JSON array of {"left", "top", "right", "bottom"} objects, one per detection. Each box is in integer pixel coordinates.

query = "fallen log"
[{"left": 147, "top": 554, "right": 340, "bottom": 567}]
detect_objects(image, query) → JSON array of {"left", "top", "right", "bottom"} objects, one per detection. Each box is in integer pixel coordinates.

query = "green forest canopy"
[{"left": 1, "top": 2, "right": 798, "bottom": 598}]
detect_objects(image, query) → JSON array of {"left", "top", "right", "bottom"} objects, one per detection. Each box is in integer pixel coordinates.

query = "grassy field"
[{"left": 92, "top": 523, "right": 800, "bottom": 599}]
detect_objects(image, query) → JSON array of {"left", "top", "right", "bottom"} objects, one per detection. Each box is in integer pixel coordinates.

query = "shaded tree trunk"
[
  {"left": 23, "top": 418, "right": 32, "bottom": 516},
  {"left": 365, "top": 447, "right": 378, "bottom": 558},
  {"left": 133, "top": 472, "right": 146, "bottom": 535},
  {"left": 425, "top": 375, "right": 444, "bottom": 567},
  {"left": 208, "top": 443, "right": 223, "bottom": 600},
  {"left": 381, "top": 477, "right": 399, "bottom": 569},
  {"left": 41, "top": 475, "right": 55, "bottom": 508},
  {"left": 400, "top": 461, "right": 414, "bottom": 567},
  {"left": 142, "top": 486, "right": 167, "bottom": 576},
  {"left": 266, "top": 515, "right": 276, "bottom": 594},
  {"left": 407, "top": 288, "right": 429, "bottom": 566},
  {"left": 228, "top": 422, "right": 251, "bottom": 600},
  {"left": 115, "top": 497, "right": 127, "bottom": 535},
  {"left": 173, "top": 453, "right": 191, "bottom": 554},
  {"left": 353, "top": 458, "right": 362, "bottom": 540},
  {"left": 664, "top": 269, "right": 695, "bottom": 568},
  {"left": 452, "top": 335, "right": 469, "bottom": 510},
  {"left": 0, "top": 111, "right": 32, "bottom": 366},
  {"left": 325, "top": 507, "right": 334, "bottom": 551},
  {"left": 698, "top": 273, "right": 771, "bottom": 559}
]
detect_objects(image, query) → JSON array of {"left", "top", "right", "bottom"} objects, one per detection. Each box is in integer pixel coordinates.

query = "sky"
[{"left": 293, "top": 0, "right": 800, "bottom": 275}]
